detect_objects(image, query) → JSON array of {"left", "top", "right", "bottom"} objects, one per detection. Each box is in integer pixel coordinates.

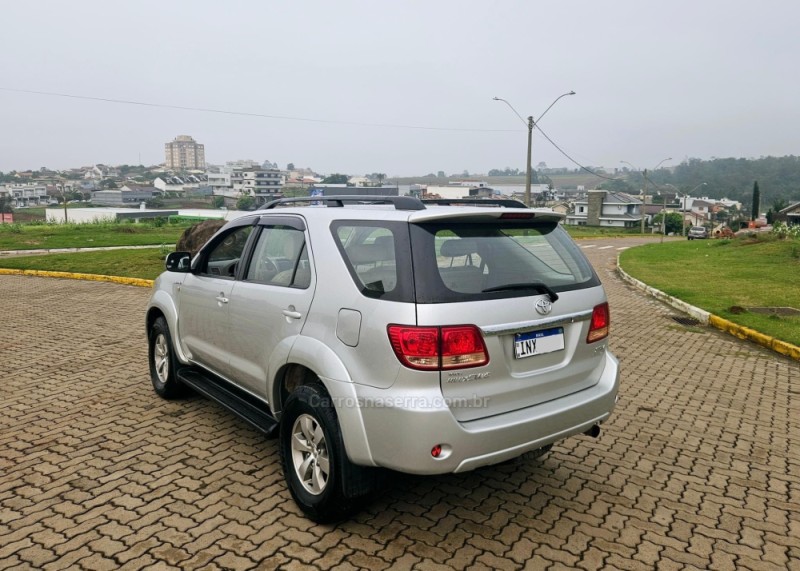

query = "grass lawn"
[
  {"left": 619, "top": 237, "right": 800, "bottom": 347},
  {"left": 565, "top": 226, "right": 643, "bottom": 239},
  {"left": 0, "top": 248, "right": 169, "bottom": 281},
  {"left": 0, "top": 221, "right": 188, "bottom": 250}
]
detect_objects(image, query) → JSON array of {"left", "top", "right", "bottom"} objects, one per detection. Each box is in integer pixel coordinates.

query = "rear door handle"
[
  {"left": 215, "top": 293, "right": 229, "bottom": 305},
  {"left": 282, "top": 307, "right": 302, "bottom": 319}
]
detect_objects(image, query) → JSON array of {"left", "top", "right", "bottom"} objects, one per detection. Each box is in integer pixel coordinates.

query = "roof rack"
[
  {"left": 421, "top": 198, "right": 527, "bottom": 209},
  {"left": 259, "top": 195, "right": 426, "bottom": 211}
]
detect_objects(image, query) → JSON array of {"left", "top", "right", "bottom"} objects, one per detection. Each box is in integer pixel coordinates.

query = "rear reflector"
[
  {"left": 388, "top": 324, "right": 489, "bottom": 371},
  {"left": 587, "top": 302, "right": 610, "bottom": 343}
]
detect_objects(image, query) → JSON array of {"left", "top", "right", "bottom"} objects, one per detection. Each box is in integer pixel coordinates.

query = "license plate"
[{"left": 514, "top": 327, "right": 565, "bottom": 359}]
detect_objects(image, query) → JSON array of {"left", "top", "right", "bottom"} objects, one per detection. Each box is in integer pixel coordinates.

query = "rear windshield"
[{"left": 410, "top": 220, "right": 599, "bottom": 303}]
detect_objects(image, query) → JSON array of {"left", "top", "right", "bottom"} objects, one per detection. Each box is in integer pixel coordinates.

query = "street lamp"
[
  {"left": 494, "top": 91, "right": 576, "bottom": 207},
  {"left": 620, "top": 158, "right": 672, "bottom": 233}
]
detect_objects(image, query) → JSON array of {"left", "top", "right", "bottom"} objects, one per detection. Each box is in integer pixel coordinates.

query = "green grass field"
[
  {"left": 620, "top": 236, "right": 800, "bottom": 346},
  {"left": 0, "top": 248, "right": 169, "bottom": 280},
  {"left": 0, "top": 221, "right": 188, "bottom": 250}
]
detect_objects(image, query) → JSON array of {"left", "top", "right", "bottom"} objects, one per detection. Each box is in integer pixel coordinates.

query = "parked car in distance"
[
  {"left": 687, "top": 226, "right": 709, "bottom": 240},
  {"left": 146, "top": 196, "right": 620, "bottom": 522}
]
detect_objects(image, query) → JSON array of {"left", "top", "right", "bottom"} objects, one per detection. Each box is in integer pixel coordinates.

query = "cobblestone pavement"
[{"left": 1, "top": 236, "right": 798, "bottom": 570}]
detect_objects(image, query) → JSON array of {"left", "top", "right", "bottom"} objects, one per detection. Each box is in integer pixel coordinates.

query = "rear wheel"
[
  {"left": 148, "top": 316, "right": 188, "bottom": 399},
  {"left": 279, "top": 382, "right": 376, "bottom": 523}
]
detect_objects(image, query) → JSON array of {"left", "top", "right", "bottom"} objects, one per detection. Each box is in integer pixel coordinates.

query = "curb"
[
  {"left": 616, "top": 260, "right": 800, "bottom": 362},
  {"left": 0, "top": 268, "right": 154, "bottom": 288}
]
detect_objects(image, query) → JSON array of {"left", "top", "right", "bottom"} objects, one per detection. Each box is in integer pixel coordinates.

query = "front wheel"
[
  {"left": 279, "top": 383, "right": 375, "bottom": 523},
  {"left": 148, "top": 316, "right": 188, "bottom": 399}
]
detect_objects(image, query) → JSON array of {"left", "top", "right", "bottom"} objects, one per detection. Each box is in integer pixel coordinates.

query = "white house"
[
  {"left": 0, "top": 183, "right": 49, "bottom": 207},
  {"left": 565, "top": 190, "right": 642, "bottom": 227}
]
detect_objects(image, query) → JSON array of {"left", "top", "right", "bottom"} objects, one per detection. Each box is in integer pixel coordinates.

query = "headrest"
[
  {"left": 440, "top": 239, "right": 478, "bottom": 257},
  {"left": 347, "top": 241, "right": 394, "bottom": 264}
]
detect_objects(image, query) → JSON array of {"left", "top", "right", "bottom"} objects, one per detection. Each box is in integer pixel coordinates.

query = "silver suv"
[{"left": 146, "top": 196, "right": 619, "bottom": 522}]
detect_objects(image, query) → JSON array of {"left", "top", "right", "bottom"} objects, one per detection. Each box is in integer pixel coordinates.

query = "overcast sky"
[{"left": 2, "top": 1, "right": 799, "bottom": 177}]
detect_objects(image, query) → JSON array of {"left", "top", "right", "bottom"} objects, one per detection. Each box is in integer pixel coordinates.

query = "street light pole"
[
  {"left": 525, "top": 116, "right": 533, "bottom": 208},
  {"left": 494, "top": 91, "right": 575, "bottom": 207}
]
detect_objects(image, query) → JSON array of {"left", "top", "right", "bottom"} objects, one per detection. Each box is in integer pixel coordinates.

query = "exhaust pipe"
[{"left": 584, "top": 424, "right": 601, "bottom": 438}]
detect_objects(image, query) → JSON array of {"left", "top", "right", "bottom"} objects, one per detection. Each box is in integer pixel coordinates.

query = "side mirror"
[{"left": 165, "top": 251, "right": 192, "bottom": 273}]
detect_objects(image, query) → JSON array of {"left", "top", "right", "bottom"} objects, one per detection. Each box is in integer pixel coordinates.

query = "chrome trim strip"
[{"left": 480, "top": 309, "right": 593, "bottom": 336}]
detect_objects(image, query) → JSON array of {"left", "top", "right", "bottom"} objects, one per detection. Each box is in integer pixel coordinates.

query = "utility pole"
[
  {"left": 640, "top": 169, "right": 648, "bottom": 234},
  {"left": 494, "top": 91, "right": 575, "bottom": 209}
]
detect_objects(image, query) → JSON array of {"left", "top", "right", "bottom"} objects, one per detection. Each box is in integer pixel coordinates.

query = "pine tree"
[{"left": 751, "top": 181, "right": 760, "bottom": 221}]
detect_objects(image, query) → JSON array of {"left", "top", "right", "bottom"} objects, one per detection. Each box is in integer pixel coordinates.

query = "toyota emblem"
[{"left": 535, "top": 298, "right": 552, "bottom": 315}]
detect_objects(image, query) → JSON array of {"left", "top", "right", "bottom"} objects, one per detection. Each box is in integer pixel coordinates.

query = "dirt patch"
[{"left": 746, "top": 306, "right": 800, "bottom": 317}]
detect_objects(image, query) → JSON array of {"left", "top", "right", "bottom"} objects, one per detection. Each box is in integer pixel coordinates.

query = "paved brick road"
[{"left": 1, "top": 237, "right": 798, "bottom": 570}]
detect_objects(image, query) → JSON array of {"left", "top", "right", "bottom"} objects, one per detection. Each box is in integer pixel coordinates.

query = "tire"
[
  {"left": 148, "top": 316, "right": 188, "bottom": 399},
  {"left": 279, "top": 382, "right": 375, "bottom": 523}
]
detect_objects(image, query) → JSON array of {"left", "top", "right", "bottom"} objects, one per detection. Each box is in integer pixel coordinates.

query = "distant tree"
[
  {"left": 211, "top": 196, "right": 225, "bottom": 208},
  {"left": 766, "top": 198, "right": 789, "bottom": 223},
  {"left": 375, "top": 173, "right": 386, "bottom": 185},
  {"left": 100, "top": 179, "right": 118, "bottom": 189},
  {"left": 0, "top": 195, "right": 13, "bottom": 214},
  {"left": 236, "top": 195, "right": 256, "bottom": 210},
  {"left": 653, "top": 211, "right": 684, "bottom": 234},
  {"left": 287, "top": 162, "right": 295, "bottom": 171},
  {"left": 146, "top": 197, "right": 164, "bottom": 209},
  {"left": 437, "top": 171, "right": 445, "bottom": 178},
  {"left": 321, "top": 174, "right": 349, "bottom": 184},
  {"left": 751, "top": 181, "right": 760, "bottom": 221}
]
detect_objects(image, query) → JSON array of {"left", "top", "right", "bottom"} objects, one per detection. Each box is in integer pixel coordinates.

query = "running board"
[{"left": 177, "top": 368, "right": 279, "bottom": 438}]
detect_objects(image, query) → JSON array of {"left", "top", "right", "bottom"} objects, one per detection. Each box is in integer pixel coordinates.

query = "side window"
[
  {"left": 335, "top": 225, "right": 397, "bottom": 294},
  {"left": 246, "top": 226, "right": 310, "bottom": 288},
  {"left": 200, "top": 226, "right": 252, "bottom": 278}
]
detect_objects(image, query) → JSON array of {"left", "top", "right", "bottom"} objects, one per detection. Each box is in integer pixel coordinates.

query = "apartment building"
[
  {"left": 165, "top": 135, "right": 206, "bottom": 170},
  {"left": 207, "top": 165, "right": 284, "bottom": 205},
  {"left": 0, "top": 183, "right": 49, "bottom": 207}
]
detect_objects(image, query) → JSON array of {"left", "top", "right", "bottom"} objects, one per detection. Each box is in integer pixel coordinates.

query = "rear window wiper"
[{"left": 482, "top": 282, "right": 559, "bottom": 302}]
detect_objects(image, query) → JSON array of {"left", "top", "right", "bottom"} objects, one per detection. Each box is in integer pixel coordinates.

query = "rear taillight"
[
  {"left": 587, "top": 302, "right": 610, "bottom": 343},
  {"left": 387, "top": 324, "right": 489, "bottom": 371}
]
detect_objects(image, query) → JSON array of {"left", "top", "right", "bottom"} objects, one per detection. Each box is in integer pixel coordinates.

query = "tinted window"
[
  {"left": 411, "top": 221, "right": 599, "bottom": 303},
  {"left": 198, "top": 226, "right": 253, "bottom": 278},
  {"left": 246, "top": 226, "right": 311, "bottom": 288},
  {"left": 331, "top": 221, "right": 413, "bottom": 301}
]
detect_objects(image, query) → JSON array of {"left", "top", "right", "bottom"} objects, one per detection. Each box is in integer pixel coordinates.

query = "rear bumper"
[{"left": 347, "top": 351, "right": 619, "bottom": 474}]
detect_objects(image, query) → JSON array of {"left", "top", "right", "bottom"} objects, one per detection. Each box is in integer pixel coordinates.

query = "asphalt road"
[{"left": 0, "top": 236, "right": 798, "bottom": 570}]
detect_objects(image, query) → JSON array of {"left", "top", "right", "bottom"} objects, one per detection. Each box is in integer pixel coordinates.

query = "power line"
[
  {"left": 0, "top": 87, "right": 518, "bottom": 133},
  {"left": 533, "top": 123, "right": 622, "bottom": 182},
  {"left": 2, "top": 86, "right": 630, "bottom": 183}
]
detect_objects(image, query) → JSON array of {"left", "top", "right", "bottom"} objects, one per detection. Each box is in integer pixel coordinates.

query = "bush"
[
  {"left": 0, "top": 223, "right": 23, "bottom": 234},
  {"left": 771, "top": 221, "right": 800, "bottom": 240},
  {"left": 236, "top": 195, "right": 256, "bottom": 211}
]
